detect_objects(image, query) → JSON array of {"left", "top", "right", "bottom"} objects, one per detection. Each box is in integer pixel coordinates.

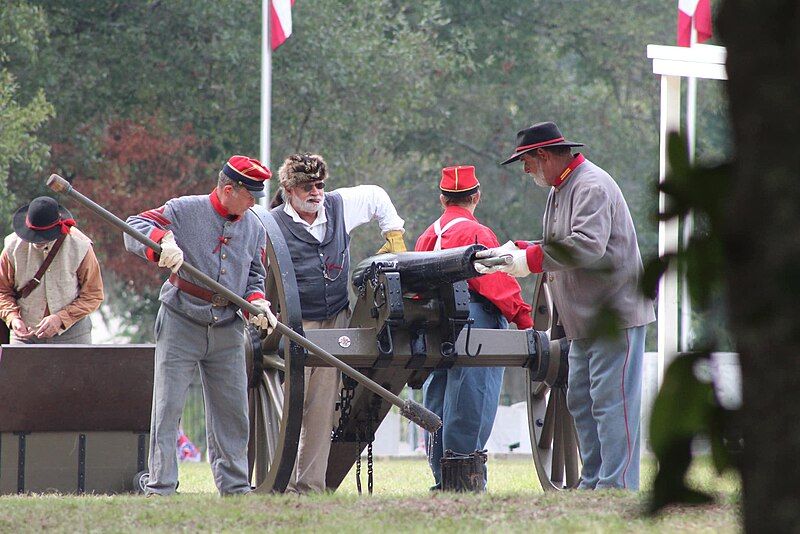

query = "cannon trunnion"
[{"left": 249, "top": 214, "right": 581, "bottom": 493}]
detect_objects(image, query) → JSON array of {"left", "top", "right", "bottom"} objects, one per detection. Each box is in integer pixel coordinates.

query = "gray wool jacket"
[
  {"left": 541, "top": 157, "right": 655, "bottom": 340},
  {"left": 125, "top": 193, "right": 266, "bottom": 326}
]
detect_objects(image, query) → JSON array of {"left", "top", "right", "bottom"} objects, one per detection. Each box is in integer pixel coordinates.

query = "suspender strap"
[
  {"left": 432, "top": 217, "right": 470, "bottom": 251},
  {"left": 17, "top": 235, "right": 68, "bottom": 299}
]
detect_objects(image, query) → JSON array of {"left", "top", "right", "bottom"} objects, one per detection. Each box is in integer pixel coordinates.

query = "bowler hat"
[
  {"left": 500, "top": 121, "right": 584, "bottom": 165},
  {"left": 13, "top": 196, "right": 76, "bottom": 244}
]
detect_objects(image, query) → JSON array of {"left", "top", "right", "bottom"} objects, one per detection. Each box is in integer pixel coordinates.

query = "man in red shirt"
[{"left": 415, "top": 165, "right": 533, "bottom": 489}]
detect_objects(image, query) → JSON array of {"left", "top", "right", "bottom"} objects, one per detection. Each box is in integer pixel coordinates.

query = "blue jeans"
[
  {"left": 423, "top": 301, "right": 508, "bottom": 486},
  {"left": 566, "top": 325, "right": 646, "bottom": 490}
]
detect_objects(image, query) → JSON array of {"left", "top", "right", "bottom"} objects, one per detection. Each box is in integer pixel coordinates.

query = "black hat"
[
  {"left": 12, "top": 196, "right": 76, "bottom": 244},
  {"left": 500, "top": 121, "right": 584, "bottom": 165}
]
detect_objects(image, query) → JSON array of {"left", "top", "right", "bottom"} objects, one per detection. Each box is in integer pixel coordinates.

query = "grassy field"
[{"left": 0, "top": 456, "right": 739, "bottom": 533}]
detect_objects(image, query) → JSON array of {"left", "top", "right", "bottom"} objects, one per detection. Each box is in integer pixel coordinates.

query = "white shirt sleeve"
[{"left": 336, "top": 185, "right": 405, "bottom": 236}]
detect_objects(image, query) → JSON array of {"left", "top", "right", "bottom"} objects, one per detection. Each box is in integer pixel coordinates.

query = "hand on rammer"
[
  {"left": 158, "top": 231, "right": 184, "bottom": 273},
  {"left": 249, "top": 298, "right": 278, "bottom": 335}
]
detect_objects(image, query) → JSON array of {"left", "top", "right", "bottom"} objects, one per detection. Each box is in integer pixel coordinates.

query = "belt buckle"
[{"left": 211, "top": 294, "right": 229, "bottom": 307}]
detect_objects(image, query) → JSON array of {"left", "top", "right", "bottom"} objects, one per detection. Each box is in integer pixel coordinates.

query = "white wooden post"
[{"left": 658, "top": 74, "right": 682, "bottom": 384}]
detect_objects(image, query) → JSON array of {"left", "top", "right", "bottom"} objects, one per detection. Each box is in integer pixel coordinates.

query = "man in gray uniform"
[
  {"left": 479, "top": 122, "right": 655, "bottom": 490},
  {"left": 125, "top": 155, "right": 277, "bottom": 496},
  {"left": 270, "top": 153, "right": 406, "bottom": 493}
]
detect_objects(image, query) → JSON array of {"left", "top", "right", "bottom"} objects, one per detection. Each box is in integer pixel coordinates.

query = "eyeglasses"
[{"left": 301, "top": 181, "right": 325, "bottom": 193}]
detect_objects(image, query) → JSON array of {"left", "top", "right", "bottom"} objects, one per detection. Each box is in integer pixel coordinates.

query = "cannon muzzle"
[{"left": 352, "top": 244, "right": 487, "bottom": 293}]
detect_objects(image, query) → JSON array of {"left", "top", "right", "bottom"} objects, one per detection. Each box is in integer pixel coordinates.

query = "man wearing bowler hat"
[
  {"left": 478, "top": 122, "right": 655, "bottom": 490},
  {"left": 415, "top": 165, "right": 532, "bottom": 490},
  {"left": 0, "top": 196, "right": 104, "bottom": 344},
  {"left": 124, "top": 155, "right": 278, "bottom": 496}
]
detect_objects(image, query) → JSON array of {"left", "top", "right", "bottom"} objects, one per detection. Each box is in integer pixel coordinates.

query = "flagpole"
[
  {"left": 259, "top": 0, "right": 272, "bottom": 208},
  {"left": 680, "top": 21, "right": 699, "bottom": 352}
]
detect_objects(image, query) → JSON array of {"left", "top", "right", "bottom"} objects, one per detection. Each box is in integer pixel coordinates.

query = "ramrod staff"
[{"left": 46, "top": 173, "right": 441, "bottom": 434}]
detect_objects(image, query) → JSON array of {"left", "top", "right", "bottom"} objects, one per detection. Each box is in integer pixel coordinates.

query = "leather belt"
[{"left": 168, "top": 273, "right": 230, "bottom": 307}]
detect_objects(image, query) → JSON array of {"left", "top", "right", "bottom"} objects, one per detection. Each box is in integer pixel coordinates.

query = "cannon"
[{"left": 246, "top": 211, "right": 581, "bottom": 492}]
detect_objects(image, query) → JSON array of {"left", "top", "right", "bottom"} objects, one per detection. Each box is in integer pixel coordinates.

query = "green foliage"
[
  {"left": 644, "top": 133, "right": 739, "bottom": 514},
  {"left": 0, "top": 2, "right": 54, "bottom": 236},
  {"left": 648, "top": 352, "right": 735, "bottom": 513}
]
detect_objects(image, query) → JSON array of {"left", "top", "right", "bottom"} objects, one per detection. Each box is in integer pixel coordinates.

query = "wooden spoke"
[
  {"left": 550, "top": 391, "right": 566, "bottom": 485},
  {"left": 538, "top": 386, "right": 557, "bottom": 449}
]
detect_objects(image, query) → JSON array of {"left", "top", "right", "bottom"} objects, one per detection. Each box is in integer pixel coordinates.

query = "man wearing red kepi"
[
  {"left": 478, "top": 121, "right": 655, "bottom": 490},
  {"left": 415, "top": 165, "right": 532, "bottom": 490},
  {"left": 124, "top": 155, "right": 277, "bottom": 496}
]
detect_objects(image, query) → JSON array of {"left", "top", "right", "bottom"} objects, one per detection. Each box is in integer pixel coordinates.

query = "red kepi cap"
[
  {"left": 222, "top": 155, "right": 272, "bottom": 198},
  {"left": 440, "top": 165, "right": 480, "bottom": 198}
]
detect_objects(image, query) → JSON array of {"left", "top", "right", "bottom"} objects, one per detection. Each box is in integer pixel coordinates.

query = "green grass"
[{"left": 0, "top": 457, "right": 740, "bottom": 533}]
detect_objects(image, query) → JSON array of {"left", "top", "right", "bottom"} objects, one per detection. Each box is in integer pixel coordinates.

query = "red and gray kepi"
[
  {"left": 500, "top": 121, "right": 584, "bottom": 165},
  {"left": 222, "top": 155, "right": 272, "bottom": 198},
  {"left": 440, "top": 165, "right": 480, "bottom": 198},
  {"left": 13, "top": 196, "right": 76, "bottom": 244}
]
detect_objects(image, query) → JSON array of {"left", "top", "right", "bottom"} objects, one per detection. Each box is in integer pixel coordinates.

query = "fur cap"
[{"left": 278, "top": 153, "right": 328, "bottom": 190}]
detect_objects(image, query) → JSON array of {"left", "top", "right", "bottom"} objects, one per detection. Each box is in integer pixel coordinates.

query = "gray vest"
[{"left": 271, "top": 193, "right": 350, "bottom": 321}]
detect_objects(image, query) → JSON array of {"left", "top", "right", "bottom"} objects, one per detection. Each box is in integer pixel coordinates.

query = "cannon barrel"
[{"left": 351, "top": 244, "right": 487, "bottom": 293}]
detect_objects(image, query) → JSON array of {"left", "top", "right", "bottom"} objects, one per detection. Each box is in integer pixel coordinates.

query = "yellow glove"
[{"left": 376, "top": 230, "right": 407, "bottom": 254}]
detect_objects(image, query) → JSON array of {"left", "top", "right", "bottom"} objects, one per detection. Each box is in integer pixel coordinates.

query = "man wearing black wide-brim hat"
[
  {"left": 480, "top": 121, "right": 655, "bottom": 490},
  {"left": 0, "top": 196, "right": 104, "bottom": 343}
]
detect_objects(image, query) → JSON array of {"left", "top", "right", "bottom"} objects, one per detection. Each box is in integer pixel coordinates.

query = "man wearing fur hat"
[
  {"left": 0, "top": 196, "right": 104, "bottom": 344},
  {"left": 416, "top": 165, "right": 533, "bottom": 490},
  {"left": 124, "top": 155, "right": 277, "bottom": 496},
  {"left": 479, "top": 121, "right": 655, "bottom": 490},
  {"left": 270, "top": 153, "right": 406, "bottom": 493}
]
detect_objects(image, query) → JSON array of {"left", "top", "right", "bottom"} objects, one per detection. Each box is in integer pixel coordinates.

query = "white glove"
[
  {"left": 158, "top": 231, "right": 184, "bottom": 273},
  {"left": 498, "top": 249, "right": 532, "bottom": 278},
  {"left": 473, "top": 241, "right": 523, "bottom": 274},
  {"left": 249, "top": 298, "right": 278, "bottom": 335}
]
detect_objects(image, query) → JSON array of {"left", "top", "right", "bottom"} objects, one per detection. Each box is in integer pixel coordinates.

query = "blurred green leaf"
[
  {"left": 648, "top": 352, "right": 735, "bottom": 514},
  {"left": 641, "top": 254, "right": 673, "bottom": 300}
]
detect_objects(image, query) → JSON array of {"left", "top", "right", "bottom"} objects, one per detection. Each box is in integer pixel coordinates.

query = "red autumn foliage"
[{"left": 66, "top": 117, "right": 213, "bottom": 290}]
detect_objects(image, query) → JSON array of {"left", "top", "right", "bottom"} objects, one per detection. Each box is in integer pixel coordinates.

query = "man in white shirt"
[{"left": 269, "top": 153, "right": 406, "bottom": 493}]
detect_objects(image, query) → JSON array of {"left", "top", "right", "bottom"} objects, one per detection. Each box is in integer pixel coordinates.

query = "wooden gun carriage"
[{"left": 246, "top": 212, "right": 581, "bottom": 493}]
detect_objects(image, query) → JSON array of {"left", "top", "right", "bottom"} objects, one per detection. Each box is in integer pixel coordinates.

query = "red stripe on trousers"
[{"left": 620, "top": 329, "right": 632, "bottom": 489}]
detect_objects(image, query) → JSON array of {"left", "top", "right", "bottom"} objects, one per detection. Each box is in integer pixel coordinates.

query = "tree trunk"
[{"left": 718, "top": 2, "right": 800, "bottom": 531}]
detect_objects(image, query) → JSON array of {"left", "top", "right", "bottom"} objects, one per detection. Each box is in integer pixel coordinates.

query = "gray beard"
[
  {"left": 533, "top": 172, "right": 550, "bottom": 188},
  {"left": 290, "top": 194, "right": 324, "bottom": 214}
]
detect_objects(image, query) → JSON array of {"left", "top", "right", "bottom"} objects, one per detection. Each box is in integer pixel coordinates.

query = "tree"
[
  {"left": 0, "top": 3, "right": 54, "bottom": 234},
  {"left": 67, "top": 116, "right": 212, "bottom": 341},
  {"left": 717, "top": 1, "right": 800, "bottom": 530}
]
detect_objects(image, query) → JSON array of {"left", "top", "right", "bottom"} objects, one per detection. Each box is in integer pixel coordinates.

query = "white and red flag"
[
  {"left": 677, "top": 0, "right": 712, "bottom": 47},
  {"left": 271, "top": 0, "right": 295, "bottom": 50}
]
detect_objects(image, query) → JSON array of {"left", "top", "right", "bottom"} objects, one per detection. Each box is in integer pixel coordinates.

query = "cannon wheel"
[
  {"left": 246, "top": 209, "right": 305, "bottom": 493},
  {"left": 526, "top": 274, "right": 581, "bottom": 491}
]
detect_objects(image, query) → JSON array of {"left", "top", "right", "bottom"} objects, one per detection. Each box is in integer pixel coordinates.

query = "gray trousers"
[
  {"left": 146, "top": 305, "right": 251, "bottom": 496},
  {"left": 567, "top": 325, "right": 646, "bottom": 490},
  {"left": 10, "top": 315, "right": 93, "bottom": 344},
  {"left": 286, "top": 307, "right": 350, "bottom": 494}
]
